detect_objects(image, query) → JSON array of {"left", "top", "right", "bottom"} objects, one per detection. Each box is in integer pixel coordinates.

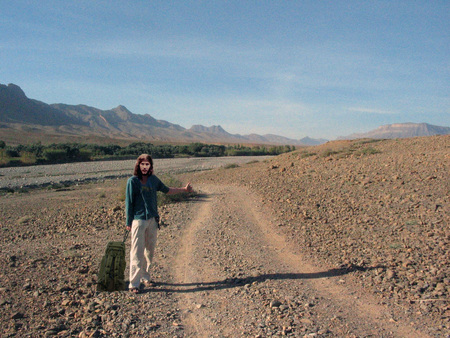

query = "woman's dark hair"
[{"left": 134, "top": 154, "right": 153, "bottom": 179}]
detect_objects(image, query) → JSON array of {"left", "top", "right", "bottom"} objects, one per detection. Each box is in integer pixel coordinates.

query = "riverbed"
[{"left": 0, "top": 156, "right": 273, "bottom": 190}]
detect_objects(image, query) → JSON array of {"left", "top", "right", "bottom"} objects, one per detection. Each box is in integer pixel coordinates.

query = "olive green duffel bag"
[{"left": 97, "top": 231, "right": 128, "bottom": 292}]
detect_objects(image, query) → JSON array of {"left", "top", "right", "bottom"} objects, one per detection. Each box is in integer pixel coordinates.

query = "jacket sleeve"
[
  {"left": 125, "top": 177, "right": 135, "bottom": 226},
  {"left": 156, "top": 176, "right": 170, "bottom": 194}
]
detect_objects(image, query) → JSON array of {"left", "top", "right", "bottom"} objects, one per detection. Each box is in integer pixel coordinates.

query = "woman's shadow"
[{"left": 140, "top": 264, "right": 382, "bottom": 294}]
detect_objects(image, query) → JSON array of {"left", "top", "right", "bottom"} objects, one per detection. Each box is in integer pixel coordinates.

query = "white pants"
[{"left": 129, "top": 218, "right": 158, "bottom": 289}]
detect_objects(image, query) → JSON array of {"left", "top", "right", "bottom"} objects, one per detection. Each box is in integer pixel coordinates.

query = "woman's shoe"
[{"left": 141, "top": 280, "right": 155, "bottom": 288}]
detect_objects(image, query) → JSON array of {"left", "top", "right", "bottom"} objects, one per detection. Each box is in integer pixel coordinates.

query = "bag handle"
[{"left": 123, "top": 229, "right": 129, "bottom": 243}]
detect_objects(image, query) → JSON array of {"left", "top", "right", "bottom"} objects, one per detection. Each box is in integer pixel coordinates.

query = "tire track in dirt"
[
  {"left": 173, "top": 190, "right": 217, "bottom": 336},
  {"left": 172, "top": 184, "right": 430, "bottom": 337},
  {"left": 241, "top": 185, "right": 430, "bottom": 338},
  {"left": 173, "top": 184, "right": 281, "bottom": 337}
]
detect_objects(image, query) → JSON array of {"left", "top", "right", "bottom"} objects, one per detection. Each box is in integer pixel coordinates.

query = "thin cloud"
[
  {"left": 84, "top": 36, "right": 263, "bottom": 62},
  {"left": 347, "top": 107, "right": 399, "bottom": 115}
]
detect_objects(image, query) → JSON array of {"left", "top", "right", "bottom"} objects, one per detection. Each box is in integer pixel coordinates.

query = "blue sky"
[{"left": 1, "top": 1, "right": 448, "bottom": 140}]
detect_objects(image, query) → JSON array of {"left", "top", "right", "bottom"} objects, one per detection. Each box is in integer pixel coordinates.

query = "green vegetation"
[
  {"left": 156, "top": 175, "right": 193, "bottom": 206},
  {"left": 318, "top": 141, "right": 382, "bottom": 159},
  {"left": 354, "top": 138, "right": 384, "bottom": 146},
  {"left": 389, "top": 242, "right": 403, "bottom": 250},
  {"left": 224, "top": 163, "right": 239, "bottom": 169},
  {"left": 320, "top": 149, "right": 339, "bottom": 157},
  {"left": 0, "top": 141, "right": 294, "bottom": 167},
  {"left": 299, "top": 150, "right": 317, "bottom": 158},
  {"left": 405, "top": 219, "right": 419, "bottom": 226},
  {"left": 354, "top": 147, "right": 381, "bottom": 156}
]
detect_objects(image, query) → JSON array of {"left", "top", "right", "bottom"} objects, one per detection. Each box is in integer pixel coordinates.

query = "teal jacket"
[{"left": 125, "top": 175, "right": 169, "bottom": 226}]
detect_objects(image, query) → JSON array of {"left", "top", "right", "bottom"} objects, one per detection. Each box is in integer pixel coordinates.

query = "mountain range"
[
  {"left": 340, "top": 123, "right": 450, "bottom": 140},
  {"left": 1, "top": 83, "right": 448, "bottom": 145},
  {"left": 0, "top": 83, "right": 326, "bottom": 146}
]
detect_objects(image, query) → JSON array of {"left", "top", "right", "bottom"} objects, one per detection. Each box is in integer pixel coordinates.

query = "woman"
[{"left": 125, "top": 154, "right": 192, "bottom": 294}]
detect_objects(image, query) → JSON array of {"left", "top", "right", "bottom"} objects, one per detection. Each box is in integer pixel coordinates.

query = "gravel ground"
[
  {"left": 0, "top": 156, "right": 272, "bottom": 190},
  {"left": 0, "top": 136, "right": 448, "bottom": 337},
  {"left": 186, "top": 135, "right": 449, "bottom": 336}
]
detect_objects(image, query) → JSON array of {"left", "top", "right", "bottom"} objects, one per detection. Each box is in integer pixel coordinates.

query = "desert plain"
[{"left": 0, "top": 135, "right": 448, "bottom": 337}]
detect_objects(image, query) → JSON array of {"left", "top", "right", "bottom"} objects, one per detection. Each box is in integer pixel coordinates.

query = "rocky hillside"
[
  {"left": 0, "top": 83, "right": 323, "bottom": 146},
  {"left": 342, "top": 122, "right": 450, "bottom": 139},
  {"left": 188, "top": 134, "right": 449, "bottom": 329},
  {"left": 0, "top": 84, "right": 78, "bottom": 126}
]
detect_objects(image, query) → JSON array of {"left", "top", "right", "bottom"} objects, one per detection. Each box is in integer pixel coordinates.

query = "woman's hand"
[
  {"left": 185, "top": 182, "right": 193, "bottom": 193},
  {"left": 126, "top": 225, "right": 131, "bottom": 231},
  {"left": 168, "top": 183, "right": 193, "bottom": 195}
]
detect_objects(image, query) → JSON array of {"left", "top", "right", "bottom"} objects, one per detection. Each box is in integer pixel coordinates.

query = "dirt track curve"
[{"left": 167, "top": 183, "right": 429, "bottom": 337}]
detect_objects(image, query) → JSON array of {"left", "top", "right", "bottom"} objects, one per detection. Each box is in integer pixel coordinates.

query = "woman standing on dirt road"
[{"left": 126, "top": 153, "right": 193, "bottom": 294}]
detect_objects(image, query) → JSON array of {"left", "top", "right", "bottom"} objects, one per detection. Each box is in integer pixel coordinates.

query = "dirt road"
[{"left": 164, "top": 183, "right": 430, "bottom": 337}]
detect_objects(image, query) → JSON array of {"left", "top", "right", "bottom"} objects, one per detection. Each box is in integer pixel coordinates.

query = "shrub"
[
  {"left": 5, "top": 149, "right": 19, "bottom": 157},
  {"left": 357, "top": 147, "right": 381, "bottom": 155},
  {"left": 19, "top": 151, "right": 37, "bottom": 165},
  {"left": 321, "top": 149, "right": 339, "bottom": 157},
  {"left": 78, "top": 149, "right": 92, "bottom": 161},
  {"left": 157, "top": 175, "right": 191, "bottom": 206},
  {"left": 43, "top": 148, "right": 91, "bottom": 163},
  {"left": 299, "top": 151, "right": 316, "bottom": 159},
  {"left": 43, "top": 149, "right": 67, "bottom": 162},
  {"left": 117, "top": 179, "right": 128, "bottom": 202}
]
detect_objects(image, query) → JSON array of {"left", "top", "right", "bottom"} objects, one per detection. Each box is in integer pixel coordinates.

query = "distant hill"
[
  {"left": 340, "top": 123, "right": 450, "bottom": 140},
  {"left": 0, "top": 83, "right": 79, "bottom": 126},
  {"left": 0, "top": 83, "right": 325, "bottom": 146}
]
